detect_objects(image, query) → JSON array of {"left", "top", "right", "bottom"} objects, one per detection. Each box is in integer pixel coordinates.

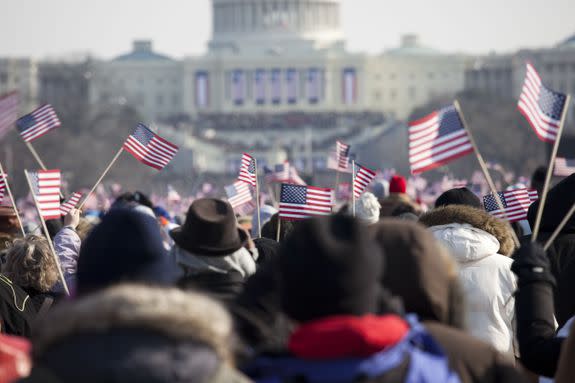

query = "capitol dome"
[{"left": 209, "top": 0, "right": 345, "bottom": 55}]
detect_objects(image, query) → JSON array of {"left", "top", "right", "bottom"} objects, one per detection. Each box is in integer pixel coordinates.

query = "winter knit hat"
[
  {"left": 353, "top": 192, "right": 381, "bottom": 225},
  {"left": 389, "top": 175, "right": 407, "bottom": 194},
  {"left": 435, "top": 187, "right": 482, "bottom": 209},
  {"left": 77, "top": 208, "right": 179, "bottom": 296},
  {"left": 371, "top": 180, "right": 389, "bottom": 199},
  {"left": 279, "top": 215, "right": 383, "bottom": 322}
]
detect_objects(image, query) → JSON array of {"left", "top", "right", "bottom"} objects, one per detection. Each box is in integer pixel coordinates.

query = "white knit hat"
[{"left": 353, "top": 192, "right": 381, "bottom": 225}]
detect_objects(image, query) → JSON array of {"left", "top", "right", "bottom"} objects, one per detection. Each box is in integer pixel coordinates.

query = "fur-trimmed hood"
[
  {"left": 32, "top": 284, "right": 233, "bottom": 362},
  {"left": 24, "top": 285, "right": 253, "bottom": 383},
  {"left": 418, "top": 205, "right": 516, "bottom": 256}
]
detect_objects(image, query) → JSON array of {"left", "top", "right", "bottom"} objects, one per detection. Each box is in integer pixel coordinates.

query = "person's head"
[
  {"left": 389, "top": 175, "right": 407, "bottom": 195},
  {"left": 371, "top": 219, "right": 465, "bottom": 328},
  {"left": 531, "top": 166, "right": 547, "bottom": 196},
  {"left": 77, "top": 208, "right": 178, "bottom": 296},
  {"left": 0, "top": 206, "right": 19, "bottom": 236},
  {"left": 435, "top": 187, "right": 482, "bottom": 209},
  {"left": 251, "top": 205, "right": 277, "bottom": 238},
  {"left": 4, "top": 235, "right": 59, "bottom": 293},
  {"left": 261, "top": 213, "right": 296, "bottom": 242},
  {"left": 170, "top": 198, "right": 248, "bottom": 256},
  {"left": 279, "top": 215, "right": 383, "bottom": 322},
  {"left": 390, "top": 202, "right": 418, "bottom": 218},
  {"left": 352, "top": 192, "right": 381, "bottom": 225}
]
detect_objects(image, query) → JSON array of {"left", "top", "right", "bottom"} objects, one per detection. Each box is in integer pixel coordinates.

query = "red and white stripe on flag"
[
  {"left": 123, "top": 123, "right": 179, "bottom": 170},
  {"left": 238, "top": 153, "right": 257, "bottom": 187},
  {"left": 60, "top": 192, "right": 83, "bottom": 216},
  {"left": 30, "top": 169, "right": 61, "bottom": 220},
  {"left": 279, "top": 183, "right": 334, "bottom": 221},
  {"left": 0, "top": 91, "right": 19, "bottom": 140},
  {"left": 353, "top": 164, "right": 377, "bottom": 198},
  {"left": 225, "top": 181, "right": 253, "bottom": 209},
  {"left": 0, "top": 173, "right": 6, "bottom": 204},
  {"left": 408, "top": 105, "right": 473, "bottom": 175},
  {"left": 16, "top": 104, "right": 61, "bottom": 142},
  {"left": 518, "top": 63, "right": 567, "bottom": 143}
]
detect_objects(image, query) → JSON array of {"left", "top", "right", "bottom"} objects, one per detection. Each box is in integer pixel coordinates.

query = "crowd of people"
[{"left": 0, "top": 169, "right": 574, "bottom": 382}]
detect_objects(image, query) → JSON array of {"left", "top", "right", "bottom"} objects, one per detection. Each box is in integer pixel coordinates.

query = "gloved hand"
[{"left": 511, "top": 241, "right": 556, "bottom": 286}]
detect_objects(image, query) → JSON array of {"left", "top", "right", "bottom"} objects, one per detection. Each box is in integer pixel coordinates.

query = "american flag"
[
  {"left": 336, "top": 141, "right": 350, "bottom": 170},
  {"left": 518, "top": 63, "right": 567, "bottom": 143},
  {"left": 60, "top": 192, "right": 83, "bottom": 216},
  {"left": 554, "top": 157, "right": 575, "bottom": 177},
  {"left": 29, "top": 169, "right": 61, "bottom": 220},
  {"left": 353, "top": 163, "right": 377, "bottom": 198},
  {"left": 279, "top": 184, "right": 334, "bottom": 220},
  {"left": 225, "top": 181, "right": 253, "bottom": 209},
  {"left": 264, "top": 162, "right": 306, "bottom": 185},
  {"left": 123, "top": 123, "right": 179, "bottom": 170},
  {"left": 238, "top": 153, "right": 257, "bottom": 187},
  {"left": 483, "top": 188, "right": 539, "bottom": 222},
  {"left": 408, "top": 105, "right": 473, "bottom": 175},
  {"left": 0, "top": 92, "right": 19, "bottom": 140},
  {"left": 16, "top": 104, "right": 61, "bottom": 142},
  {"left": 0, "top": 173, "right": 6, "bottom": 204}
]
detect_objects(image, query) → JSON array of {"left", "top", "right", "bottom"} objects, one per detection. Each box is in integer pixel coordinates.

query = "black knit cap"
[
  {"left": 435, "top": 187, "right": 482, "bottom": 209},
  {"left": 77, "top": 208, "right": 179, "bottom": 296},
  {"left": 278, "top": 215, "right": 383, "bottom": 322}
]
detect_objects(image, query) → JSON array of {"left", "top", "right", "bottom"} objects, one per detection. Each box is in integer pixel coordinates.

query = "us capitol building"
[{"left": 88, "top": 0, "right": 466, "bottom": 123}]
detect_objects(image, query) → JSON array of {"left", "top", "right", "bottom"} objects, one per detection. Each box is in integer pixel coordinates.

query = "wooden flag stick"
[
  {"left": 25, "top": 142, "right": 47, "bottom": 170},
  {"left": 23, "top": 170, "right": 70, "bottom": 296},
  {"left": 351, "top": 160, "right": 356, "bottom": 217},
  {"left": 254, "top": 158, "right": 261, "bottom": 238},
  {"left": 531, "top": 94, "right": 571, "bottom": 242},
  {"left": 276, "top": 216, "right": 282, "bottom": 242},
  {"left": 78, "top": 147, "right": 124, "bottom": 210},
  {"left": 0, "top": 161, "right": 25, "bottom": 236},
  {"left": 544, "top": 201, "right": 575, "bottom": 251},
  {"left": 453, "top": 100, "right": 520, "bottom": 245}
]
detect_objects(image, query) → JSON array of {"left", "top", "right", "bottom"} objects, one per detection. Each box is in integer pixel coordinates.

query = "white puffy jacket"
[{"left": 429, "top": 223, "right": 517, "bottom": 360}]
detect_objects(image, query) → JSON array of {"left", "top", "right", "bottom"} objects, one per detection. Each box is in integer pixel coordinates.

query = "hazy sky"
[{"left": 0, "top": 0, "right": 574, "bottom": 59}]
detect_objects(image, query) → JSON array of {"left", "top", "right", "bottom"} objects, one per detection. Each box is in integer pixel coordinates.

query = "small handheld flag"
[
  {"left": 518, "top": 63, "right": 568, "bottom": 143},
  {"left": 279, "top": 184, "right": 334, "bottom": 220},
  {"left": 264, "top": 162, "right": 306, "bottom": 185},
  {"left": 60, "top": 192, "right": 83, "bottom": 216},
  {"left": 353, "top": 163, "right": 377, "bottom": 198},
  {"left": 0, "top": 92, "right": 19, "bottom": 140},
  {"left": 16, "top": 104, "right": 61, "bottom": 142},
  {"left": 483, "top": 188, "right": 538, "bottom": 223},
  {"left": 225, "top": 181, "right": 253, "bottom": 209},
  {"left": 29, "top": 169, "right": 61, "bottom": 220},
  {"left": 0, "top": 173, "right": 6, "bottom": 204},
  {"left": 123, "top": 123, "right": 179, "bottom": 170},
  {"left": 238, "top": 153, "right": 257, "bottom": 187},
  {"left": 408, "top": 105, "right": 473, "bottom": 175}
]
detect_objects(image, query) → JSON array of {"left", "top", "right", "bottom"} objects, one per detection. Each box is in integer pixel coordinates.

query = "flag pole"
[
  {"left": 544, "top": 201, "right": 575, "bottom": 251},
  {"left": 25, "top": 142, "right": 48, "bottom": 170},
  {"left": 276, "top": 216, "right": 282, "bottom": 241},
  {"left": 254, "top": 158, "right": 261, "bottom": 238},
  {"left": 0, "top": 161, "right": 25, "bottom": 236},
  {"left": 23, "top": 169, "right": 70, "bottom": 296},
  {"left": 78, "top": 147, "right": 124, "bottom": 210},
  {"left": 531, "top": 94, "right": 571, "bottom": 242},
  {"left": 453, "top": 100, "right": 520, "bottom": 245},
  {"left": 351, "top": 160, "right": 356, "bottom": 217}
]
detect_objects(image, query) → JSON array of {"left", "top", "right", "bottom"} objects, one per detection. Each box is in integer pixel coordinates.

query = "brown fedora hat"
[{"left": 170, "top": 198, "right": 247, "bottom": 256}]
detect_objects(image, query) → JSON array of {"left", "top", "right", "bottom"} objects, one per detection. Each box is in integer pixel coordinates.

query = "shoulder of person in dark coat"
[{"left": 178, "top": 270, "right": 246, "bottom": 305}]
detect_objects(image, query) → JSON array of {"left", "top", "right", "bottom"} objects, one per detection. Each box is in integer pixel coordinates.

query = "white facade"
[
  {"left": 88, "top": 1, "right": 468, "bottom": 122},
  {"left": 0, "top": 58, "right": 38, "bottom": 114}
]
